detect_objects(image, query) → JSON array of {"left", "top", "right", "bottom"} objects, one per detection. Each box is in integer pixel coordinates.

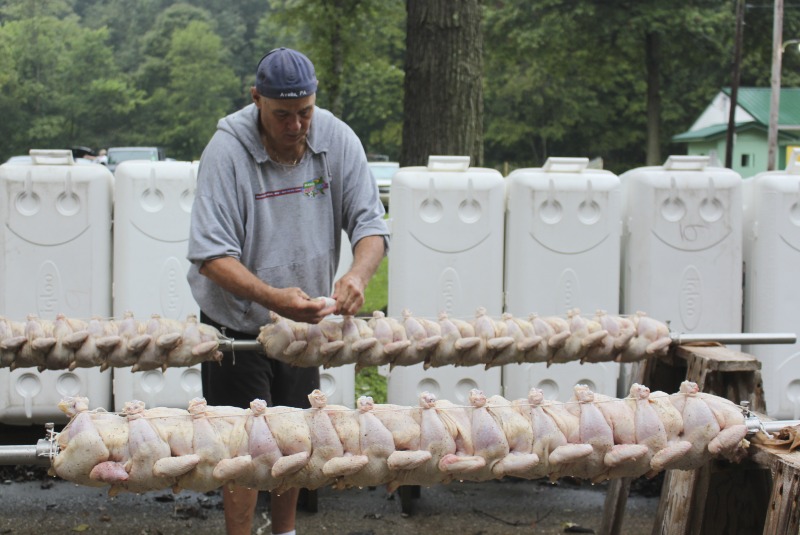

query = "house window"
[{"left": 741, "top": 154, "right": 752, "bottom": 167}]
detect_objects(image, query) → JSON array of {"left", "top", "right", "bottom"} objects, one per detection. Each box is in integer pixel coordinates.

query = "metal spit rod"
[
  {"left": 0, "top": 333, "right": 795, "bottom": 466},
  {"left": 218, "top": 332, "right": 797, "bottom": 354},
  {"left": 0, "top": 423, "right": 56, "bottom": 466},
  {"left": 2, "top": 412, "right": 800, "bottom": 465},
  {"left": 752, "top": 420, "right": 800, "bottom": 434},
  {"left": 0, "top": 440, "right": 55, "bottom": 466},
  {"left": 219, "top": 339, "right": 262, "bottom": 353},
  {"left": 670, "top": 332, "right": 797, "bottom": 345}
]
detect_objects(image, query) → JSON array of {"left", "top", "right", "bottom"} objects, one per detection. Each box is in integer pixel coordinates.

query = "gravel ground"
[{"left": 0, "top": 464, "right": 661, "bottom": 535}]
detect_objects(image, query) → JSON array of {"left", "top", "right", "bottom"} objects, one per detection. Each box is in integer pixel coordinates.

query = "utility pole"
[
  {"left": 767, "top": 0, "right": 784, "bottom": 171},
  {"left": 726, "top": 0, "right": 745, "bottom": 169}
]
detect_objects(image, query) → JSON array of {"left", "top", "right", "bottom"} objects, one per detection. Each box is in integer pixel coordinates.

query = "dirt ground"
[{"left": 0, "top": 463, "right": 662, "bottom": 535}]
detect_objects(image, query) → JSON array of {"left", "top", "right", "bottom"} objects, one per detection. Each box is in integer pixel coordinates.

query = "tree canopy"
[{"left": 0, "top": 0, "right": 797, "bottom": 173}]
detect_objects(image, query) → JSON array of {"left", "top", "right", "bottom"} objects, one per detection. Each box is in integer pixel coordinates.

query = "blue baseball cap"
[{"left": 255, "top": 47, "right": 318, "bottom": 99}]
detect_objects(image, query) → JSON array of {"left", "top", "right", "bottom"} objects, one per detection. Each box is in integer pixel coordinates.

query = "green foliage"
[
  {"left": 482, "top": 0, "right": 744, "bottom": 173},
  {"left": 358, "top": 255, "right": 388, "bottom": 316},
  {"left": 0, "top": 0, "right": 406, "bottom": 161},
  {"left": 0, "top": 9, "right": 141, "bottom": 155},
  {"left": 0, "top": 0, "right": 797, "bottom": 174},
  {"left": 355, "top": 366, "right": 387, "bottom": 405},
  {"left": 135, "top": 4, "right": 217, "bottom": 95},
  {"left": 355, "top": 254, "right": 388, "bottom": 404},
  {"left": 259, "top": 0, "right": 405, "bottom": 158},
  {"left": 147, "top": 20, "right": 240, "bottom": 160},
  {"left": 344, "top": 60, "right": 405, "bottom": 160}
]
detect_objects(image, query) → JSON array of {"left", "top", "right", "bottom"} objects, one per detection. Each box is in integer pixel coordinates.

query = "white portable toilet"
[
  {"left": 620, "top": 155, "right": 743, "bottom": 337},
  {"left": 743, "top": 148, "right": 800, "bottom": 418},
  {"left": 112, "top": 162, "right": 356, "bottom": 409},
  {"left": 503, "top": 157, "right": 622, "bottom": 402},
  {"left": 0, "top": 150, "right": 113, "bottom": 423},
  {"left": 386, "top": 156, "right": 504, "bottom": 406},
  {"left": 112, "top": 160, "right": 203, "bottom": 411}
]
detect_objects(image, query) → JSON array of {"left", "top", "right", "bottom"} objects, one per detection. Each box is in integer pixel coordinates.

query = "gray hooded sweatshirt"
[{"left": 187, "top": 103, "right": 389, "bottom": 334}]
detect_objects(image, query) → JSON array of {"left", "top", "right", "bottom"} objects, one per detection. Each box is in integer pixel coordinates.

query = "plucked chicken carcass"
[
  {"left": 51, "top": 382, "right": 749, "bottom": 495},
  {"left": 254, "top": 308, "right": 673, "bottom": 370},
  {"left": 0, "top": 312, "right": 222, "bottom": 372},
  {"left": 2, "top": 308, "right": 673, "bottom": 371}
]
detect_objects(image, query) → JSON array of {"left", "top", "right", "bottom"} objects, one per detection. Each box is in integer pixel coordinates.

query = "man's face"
[{"left": 252, "top": 89, "right": 316, "bottom": 152}]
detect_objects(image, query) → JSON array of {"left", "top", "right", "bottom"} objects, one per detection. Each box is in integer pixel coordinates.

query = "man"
[{"left": 187, "top": 47, "right": 389, "bottom": 535}]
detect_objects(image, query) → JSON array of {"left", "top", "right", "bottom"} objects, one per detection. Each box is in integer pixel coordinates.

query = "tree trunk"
[
  {"left": 329, "top": 17, "right": 344, "bottom": 118},
  {"left": 401, "top": 0, "right": 484, "bottom": 167},
  {"left": 645, "top": 31, "right": 661, "bottom": 166},
  {"left": 321, "top": 0, "right": 346, "bottom": 118}
]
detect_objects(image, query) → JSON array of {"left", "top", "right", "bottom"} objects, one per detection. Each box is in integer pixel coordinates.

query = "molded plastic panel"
[
  {"left": 386, "top": 156, "right": 504, "bottom": 405},
  {"left": 743, "top": 155, "right": 800, "bottom": 417},
  {"left": 503, "top": 157, "right": 621, "bottom": 401},
  {"left": 0, "top": 150, "right": 113, "bottom": 423},
  {"left": 620, "top": 156, "right": 742, "bottom": 336}
]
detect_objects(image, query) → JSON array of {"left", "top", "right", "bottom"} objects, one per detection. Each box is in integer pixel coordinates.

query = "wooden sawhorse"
[{"left": 600, "top": 344, "right": 767, "bottom": 535}]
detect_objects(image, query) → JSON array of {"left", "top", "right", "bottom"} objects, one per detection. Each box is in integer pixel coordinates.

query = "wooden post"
[
  {"left": 676, "top": 344, "right": 766, "bottom": 413},
  {"left": 600, "top": 361, "right": 647, "bottom": 535},
  {"left": 600, "top": 478, "right": 632, "bottom": 535},
  {"left": 767, "top": 0, "right": 785, "bottom": 171},
  {"left": 651, "top": 465, "right": 710, "bottom": 535},
  {"left": 626, "top": 344, "right": 768, "bottom": 534},
  {"left": 725, "top": 0, "right": 745, "bottom": 169},
  {"left": 752, "top": 446, "right": 800, "bottom": 534}
]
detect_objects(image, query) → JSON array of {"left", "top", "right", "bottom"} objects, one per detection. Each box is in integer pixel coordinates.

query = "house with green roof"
[{"left": 672, "top": 87, "right": 800, "bottom": 178}]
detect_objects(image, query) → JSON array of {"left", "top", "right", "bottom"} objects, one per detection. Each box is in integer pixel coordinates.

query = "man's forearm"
[
  {"left": 348, "top": 235, "right": 386, "bottom": 288},
  {"left": 198, "top": 256, "right": 334, "bottom": 323},
  {"left": 199, "top": 256, "right": 275, "bottom": 306}
]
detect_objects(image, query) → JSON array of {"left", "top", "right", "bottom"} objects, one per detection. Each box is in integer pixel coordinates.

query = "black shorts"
[{"left": 200, "top": 312, "right": 320, "bottom": 410}]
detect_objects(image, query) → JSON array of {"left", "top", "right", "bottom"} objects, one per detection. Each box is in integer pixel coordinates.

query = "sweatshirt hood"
[{"left": 216, "top": 103, "right": 336, "bottom": 162}]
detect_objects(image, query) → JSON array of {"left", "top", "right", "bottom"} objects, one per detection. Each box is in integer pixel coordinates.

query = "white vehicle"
[
  {"left": 368, "top": 161, "right": 399, "bottom": 208},
  {"left": 107, "top": 146, "right": 166, "bottom": 172}
]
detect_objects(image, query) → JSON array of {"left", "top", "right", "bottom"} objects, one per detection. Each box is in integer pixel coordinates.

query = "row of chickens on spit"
[
  {"left": 0, "top": 307, "right": 673, "bottom": 372},
  {"left": 51, "top": 381, "right": 749, "bottom": 495},
  {"left": 0, "top": 312, "right": 223, "bottom": 372}
]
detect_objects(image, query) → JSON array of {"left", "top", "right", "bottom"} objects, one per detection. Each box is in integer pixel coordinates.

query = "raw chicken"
[
  {"left": 279, "top": 390, "right": 362, "bottom": 491},
  {"left": 368, "top": 311, "right": 410, "bottom": 369},
  {"left": 3, "top": 309, "right": 675, "bottom": 371},
  {"left": 52, "top": 396, "right": 115, "bottom": 487},
  {"left": 485, "top": 393, "right": 540, "bottom": 476},
  {"left": 618, "top": 312, "right": 672, "bottom": 362},
  {"left": 72, "top": 316, "right": 114, "bottom": 369},
  {"left": 99, "top": 311, "right": 151, "bottom": 370},
  {"left": 333, "top": 396, "right": 397, "bottom": 489},
  {"left": 52, "top": 384, "right": 751, "bottom": 495},
  {"left": 0, "top": 316, "right": 26, "bottom": 368},
  {"left": 392, "top": 309, "right": 442, "bottom": 368},
  {"left": 426, "top": 312, "right": 479, "bottom": 368},
  {"left": 513, "top": 389, "right": 592, "bottom": 480},
  {"left": 166, "top": 314, "right": 222, "bottom": 367},
  {"left": 213, "top": 399, "right": 287, "bottom": 490},
  {"left": 43, "top": 314, "right": 87, "bottom": 371},
  {"left": 15, "top": 315, "right": 55, "bottom": 370},
  {"left": 549, "top": 309, "right": 608, "bottom": 365},
  {"left": 462, "top": 389, "right": 538, "bottom": 480},
  {"left": 562, "top": 384, "right": 618, "bottom": 481}
]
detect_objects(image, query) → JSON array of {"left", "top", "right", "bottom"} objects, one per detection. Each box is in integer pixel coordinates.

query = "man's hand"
[
  {"left": 199, "top": 257, "right": 335, "bottom": 323},
  {"left": 266, "top": 287, "right": 336, "bottom": 324},
  {"left": 332, "top": 273, "right": 366, "bottom": 316},
  {"left": 332, "top": 235, "right": 385, "bottom": 316}
]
